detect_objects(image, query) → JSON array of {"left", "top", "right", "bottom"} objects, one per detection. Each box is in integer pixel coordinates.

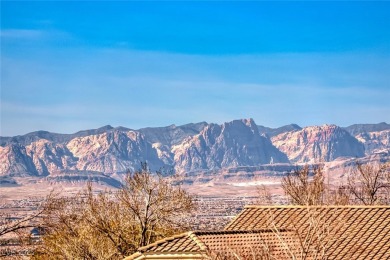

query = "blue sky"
[{"left": 1, "top": 1, "right": 389, "bottom": 136}]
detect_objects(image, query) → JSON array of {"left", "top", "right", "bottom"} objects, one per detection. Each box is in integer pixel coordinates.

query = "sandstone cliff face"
[
  {"left": 0, "top": 130, "right": 165, "bottom": 178},
  {"left": 139, "top": 122, "right": 207, "bottom": 146},
  {"left": 25, "top": 140, "right": 77, "bottom": 175},
  {"left": 344, "top": 122, "right": 390, "bottom": 136},
  {"left": 172, "top": 119, "right": 289, "bottom": 173},
  {"left": 66, "top": 130, "right": 163, "bottom": 173},
  {"left": 0, "top": 144, "right": 37, "bottom": 176},
  {"left": 152, "top": 142, "right": 174, "bottom": 165},
  {"left": 271, "top": 125, "right": 365, "bottom": 163},
  {"left": 355, "top": 130, "right": 390, "bottom": 154},
  {"left": 258, "top": 124, "right": 302, "bottom": 137},
  {"left": 138, "top": 122, "right": 208, "bottom": 166}
]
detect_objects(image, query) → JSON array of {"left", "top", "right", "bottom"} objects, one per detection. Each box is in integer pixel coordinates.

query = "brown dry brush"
[
  {"left": 33, "top": 163, "right": 195, "bottom": 259},
  {"left": 280, "top": 161, "right": 390, "bottom": 206},
  {"left": 0, "top": 193, "right": 56, "bottom": 258},
  {"left": 281, "top": 165, "right": 325, "bottom": 206},
  {"left": 0, "top": 211, "right": 41, "bottom": 238},
  {"left": 33, "top": 191, "right": 129, "bottom": 259},
  {"left": 256, "top": 185, "right": 274, "bottom": 206},
  {"left": 323, "top": 185, "right": 351, "bottom": 206},
  {"left": 347, "top": 161, "right": 390, "bottom": 205},
  {"left": 0, "top": 192, "right": 53, "bottom": 238},
  {"left": 118, "top": 163, "right": 195, "bottom": 248}
]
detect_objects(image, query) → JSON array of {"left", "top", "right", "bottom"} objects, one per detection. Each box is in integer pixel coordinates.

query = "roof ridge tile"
[
  {"left": 137, "top": 232, "right": 189, "bottom": 252},
  {"left": 187, "top": 231, "right": 208, "bottom": 251},
  {"left": 245, "top": 205, "right": 390, "bottom": 209}
]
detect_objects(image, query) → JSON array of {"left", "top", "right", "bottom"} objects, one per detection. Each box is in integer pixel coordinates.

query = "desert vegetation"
[
  {"left": 280, "top": 161, "right": 390, "bottom": 206},
  {"left": 281, "top": 165, "right": 325, "bottom": 205},
  {"left": 347, "top": 161, "right": 390, "bottom": 205},
  {"left": 29, "top": 163, "right": 195, "bottom": 259}
]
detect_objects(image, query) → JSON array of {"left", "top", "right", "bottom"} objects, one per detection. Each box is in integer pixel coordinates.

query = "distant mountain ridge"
[
  {"left": 139, "top": 122, "right": 208, "bottom": 146},
  {"left": 1, "top": 120, "right": 389, "bottom": 185},
  {"left": 271, "top": 125, "right": 365, "bottom": 163},
  {"left": 343, "top": 122, "right": 390, "bottom": 136},
  {"left": 172, "top": 119, "right": 289, "bottom": 173},
  {"left": 258, "top": 124, "right": 302, "bottom": 137},
  {"left": 0, "top": 125, "right": 120, "bottom": 147}
]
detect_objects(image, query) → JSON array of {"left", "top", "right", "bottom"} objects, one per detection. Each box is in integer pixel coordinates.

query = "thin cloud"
[
  {"left": 0, "top": 29, "right": 44, "bottom": 39},
  {"left": 1, "top": 47, "right": 389, "bottom": 136},
  {"left": 1, "top": 28, "right": 75, "bottom": 43}
]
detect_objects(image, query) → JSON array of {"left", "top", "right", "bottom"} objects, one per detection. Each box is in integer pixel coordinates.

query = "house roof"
[
  {"left": 225, "top": 205, "right": 390, "bottom": 259},
  {"left": 126, "top": 205, "right": 390, "bottom": 259},
  {"left": 125, "top": 229, "right": 303, "bottom": 259}
]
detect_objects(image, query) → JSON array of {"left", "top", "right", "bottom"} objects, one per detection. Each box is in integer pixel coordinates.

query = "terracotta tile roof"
[
  {"left": 125, "top": 229, "right": 303, "bottom": 259},
  {"left": 225, "top": 205, "right": 390, "bottom": 259}
]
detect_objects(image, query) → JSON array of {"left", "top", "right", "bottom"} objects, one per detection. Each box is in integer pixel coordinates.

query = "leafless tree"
[
  {"left": 34, "top": 185, "right": 139, "bottom": 259},
  {"left": 347, "top": 161, "right": 390, "bottom": 205},
  {"left": 1, "top": 211, "right": 42, "bottom": 238},
  {"left": 324, "top": 185, "right": 351, "bottom": 205},
  {"left": 34, "top": 163, "right": 195, "bottom": 259},
  {"left": 282, "top": 165, "right": 325, "bottom": 206},
  {"left": 256, "top": 185, "right": 273, "bottom": 205},
  {"left": 0, "top": 192, "right": 55, "bottom": 238},
  {"left": 118, "top": 162, "right": 195, "bottom": 247}
]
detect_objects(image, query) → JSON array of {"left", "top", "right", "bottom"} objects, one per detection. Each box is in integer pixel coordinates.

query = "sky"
[{"left": 1, "top": 1, "right": 389, "bottom": 136}]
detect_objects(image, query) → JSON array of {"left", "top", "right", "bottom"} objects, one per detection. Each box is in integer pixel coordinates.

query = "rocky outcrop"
[
  {"left": 0, "top": 125, "right": 118, "bottom": 147},
  {"left": 172, "top": 119, "right": 289, "bottom": 173},
  {"left": 342, "top": 123, "right": 390, "bottom": 155},
  {"left": 271, "top": 125, "right": 365, "bottom": 163},
  {"left": 139, "top": 122, "right": 207, "bottom": 146},
  {"left": 0, "top": 144, "right": 38, "bottom": 176},
  {"left": 139, "top": 122, "right": 208, "bottom": 166},
  {"left": 344, "top": 122, "right": 390, "bottom": 136},
  {"left": 26, "top": 140, "right": 77, "bottom": 175},
  {"left": 66, "top": 130, "right": 163, "bottom": 173},
  {"left": 1, "top": 129, "right": 164, "bottom": 178},
  {"left": 355, "top": 130, "right": 390, "bottom": 155},
  {"left": 258, "top": 124, "right": 302, "bottom": 137}
]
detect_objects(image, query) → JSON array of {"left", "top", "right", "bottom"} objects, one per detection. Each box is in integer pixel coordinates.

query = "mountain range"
[{"left": 1, "top": 119, "right": 389, "bottom": 186}]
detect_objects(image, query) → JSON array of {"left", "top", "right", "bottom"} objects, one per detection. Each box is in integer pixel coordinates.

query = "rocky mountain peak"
[
  {"left": 344, "top": 122, "right": 390, "bottom": 136},
  {"left": 172, "top": 119, "right": 288, "bottom": 173},
  {"left": 272, "top": 124, "right": 365, "bottom": 163},
  {"left": 139, "top": 121, "right": 208, "bottom": 146},
  {"left": 66, "top": 130, "right": 163, "bottom": 173},
  {"left": 222, "top": 118, "right": 258, "bottom": 135},
  {"left": 257, "top": 123, "right": 302, "bottom": 137},
  {"left": 0, "top": 143, "right": 38, "bottom": 176},
  {"left": 355, "top": 129, "right": 390, "bottom": 155}
]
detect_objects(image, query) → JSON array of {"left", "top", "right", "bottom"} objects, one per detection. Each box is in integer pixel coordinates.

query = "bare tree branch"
[
  {"left": 347, "top": 161, "right": 390, "bottom": 205},
  {"left": 34, "top": 162, "right": 195, "bottom": 259},
  {"left": 281, "top": 165, "right": 325, "bottom": 206}
]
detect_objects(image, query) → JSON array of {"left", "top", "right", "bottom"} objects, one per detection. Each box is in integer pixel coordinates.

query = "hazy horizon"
[{"left": 1, "top": 119, "right": 389, "bottom": 138}]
